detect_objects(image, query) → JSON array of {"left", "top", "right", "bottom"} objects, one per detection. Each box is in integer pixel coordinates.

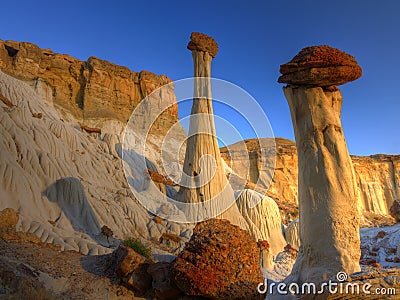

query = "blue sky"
[{"left": 0, "top": 0, "right": 399, "bottom": 155}]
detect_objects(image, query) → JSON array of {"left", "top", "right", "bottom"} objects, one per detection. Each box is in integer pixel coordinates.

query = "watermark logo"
[
  {"left": 257, "top": 272, "right": 396, "bottom": 296},
  {"left": 121, "top": 77, "right": 276, "bottom": 223},
  {"left": 336, "top": 271, "right": 347, "bottom": 282}
]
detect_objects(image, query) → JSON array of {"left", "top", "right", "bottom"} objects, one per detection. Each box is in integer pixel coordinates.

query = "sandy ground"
[{"left": 0, "top": 227, "right": 146, "bottom": 299}]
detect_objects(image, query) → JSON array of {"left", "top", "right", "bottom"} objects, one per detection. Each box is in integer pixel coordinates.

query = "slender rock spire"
[
  {"left": 279, "top": 45, "right": 361, "bottom": 284},
  {"left": 178, "top": 32, "right": 248, "bottom": 229}
]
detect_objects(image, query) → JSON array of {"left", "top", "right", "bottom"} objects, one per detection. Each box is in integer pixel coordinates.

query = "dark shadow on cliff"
[
  {"left": 122, "top": 148, "right": 182, "bottom": 217},
  {"left": 43, "top": 177, "right": 101, "bottom": 237},
  {"left": 122, "top": 148, "right": 158, "bottom": 193}
]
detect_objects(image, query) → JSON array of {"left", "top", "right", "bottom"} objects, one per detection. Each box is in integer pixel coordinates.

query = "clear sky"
[{"left": 0, "top": 0, "right": 399, "bottom": 155}]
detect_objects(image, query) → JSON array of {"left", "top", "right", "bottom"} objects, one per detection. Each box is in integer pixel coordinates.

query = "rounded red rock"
[{"left": 278, "top": 45, "right": 362, "bottom": 87}]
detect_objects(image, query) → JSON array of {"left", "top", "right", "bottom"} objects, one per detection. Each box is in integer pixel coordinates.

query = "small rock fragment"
[
  {"left": 389, "top": 199, "right": 400, "bottom": 222},
  {"left": 0, "top": 208, "right": 18, "bottom": 227}
]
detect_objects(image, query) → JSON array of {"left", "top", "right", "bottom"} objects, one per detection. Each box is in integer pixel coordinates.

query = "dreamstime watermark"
[
  {"left": 257, "top": 272, "right": 396, "bottom": 296},
  {"left": 121, "top": 77, "right": 276, "bottom": 223}
]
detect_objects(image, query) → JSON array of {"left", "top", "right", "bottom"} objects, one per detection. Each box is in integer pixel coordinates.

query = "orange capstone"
[
  {"left": 187, "top": 32, "right": 218, "bottom": 58},
  {"left": 278, "top": 45, "right": 362, "bottom": 87}
]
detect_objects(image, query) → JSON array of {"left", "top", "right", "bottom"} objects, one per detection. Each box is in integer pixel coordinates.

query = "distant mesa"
[
  {"left": 187, "top": 32, "right": 219, "bottom": 57},
  {"left": 278, "top": 45, "right": 362, "bottom": 87}
]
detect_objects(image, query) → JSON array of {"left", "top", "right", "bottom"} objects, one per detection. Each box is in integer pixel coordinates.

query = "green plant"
[{"left": 122, "top": 238, "right": 152, "bottom": 260}]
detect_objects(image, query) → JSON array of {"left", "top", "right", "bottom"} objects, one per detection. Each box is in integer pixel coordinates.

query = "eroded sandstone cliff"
[
  {"left": 221, "top": 138, "right": 400, "bottom": 217},
  {"left": 0, "top": 39, "right": 178, "bottom": 134},
  {"left": 353, "top": 155, "right": 400, "bottom": 215}
]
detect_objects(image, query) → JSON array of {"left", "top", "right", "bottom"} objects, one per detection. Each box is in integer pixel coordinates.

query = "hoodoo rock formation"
[
  {"left": 177, "top": 32, "right": 248, "bottom": 229},
  {"left": 279, "top": 45, "right": 362, "bottom": 284}
]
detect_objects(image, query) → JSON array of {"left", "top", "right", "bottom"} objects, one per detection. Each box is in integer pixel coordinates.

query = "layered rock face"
[
  {"left": 222, "top": 139, "right": 400, "bottom": 218},
  {"left": 353, "top": 155, "right": 400, "bottom": 215},
  {"left": 0, "top": 39, "right": 179, "bottom": 134},
  {"left": 177, "top": 33, "right": 248, "bottom": 229},
  {"left": 279, "top": 45, "right": 362, "bottom": 284},
  {"left": 221, "top": 138, "right": 299, "bottom": 204}
]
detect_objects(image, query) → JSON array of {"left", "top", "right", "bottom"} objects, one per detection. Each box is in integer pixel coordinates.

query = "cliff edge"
[{"left": 0, "top": 39, "right": 179, "bottom": 135}]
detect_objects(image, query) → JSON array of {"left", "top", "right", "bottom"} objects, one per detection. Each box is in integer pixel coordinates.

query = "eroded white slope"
[
  {"left": 0, "top": 70, "right": 188, "bottom": 254},
  {"left": 236, "top": 189, "right": 286, "bottom": 254}
]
